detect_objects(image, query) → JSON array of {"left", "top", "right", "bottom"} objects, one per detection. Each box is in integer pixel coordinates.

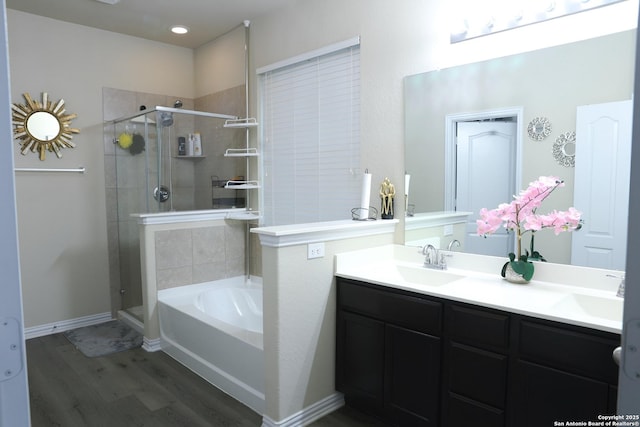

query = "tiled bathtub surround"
[
  {"left": 155, "top": 223, "right": 245, "bottom": 289},
  {"left": 138, "top": 214, "right": 258, "bottom": 346}
]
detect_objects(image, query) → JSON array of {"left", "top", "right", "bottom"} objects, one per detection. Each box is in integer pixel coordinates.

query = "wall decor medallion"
[
  {"left": 11, "top": 92, "right": 80, "bottom": 161},
  {"left": 553, "top": 131, "right": 576, "bottom": 167},
  {"left": 527, "top": 117, "right": 552, "bottom": 141}
]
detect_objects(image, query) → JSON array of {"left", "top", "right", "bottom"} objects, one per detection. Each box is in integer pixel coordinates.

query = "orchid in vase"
[{"left": 476, "top": 176, "right": 582, "bottom": 282}]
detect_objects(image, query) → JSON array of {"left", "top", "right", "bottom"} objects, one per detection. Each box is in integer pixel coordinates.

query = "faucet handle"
[
  {"left": 438, "top": 252, "right": 447, "bottom": 267},
  {"left": 447, "top": 239, "right": 461, "bottom": 251}
]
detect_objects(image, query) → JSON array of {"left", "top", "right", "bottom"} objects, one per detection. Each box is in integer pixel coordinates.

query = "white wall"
[
  {"left": 260, "top": 232, "right": 396, "bottom": 422},
  {"left": 195, "top": 24, "right": 245, "bottom": 97},
  {"left": 7, "top": 10, "right": 195, "bottom": 328}
]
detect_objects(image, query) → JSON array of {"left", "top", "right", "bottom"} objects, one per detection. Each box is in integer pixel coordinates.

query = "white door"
[
  {"left": 457, "top": 121, "right": 517, "bottom": 257},
  {"left": 0, "top": 2, "right": 31, "bottom": 425},
  {"left": 571, "top": 100, "right": 632, "bottom": 270}
]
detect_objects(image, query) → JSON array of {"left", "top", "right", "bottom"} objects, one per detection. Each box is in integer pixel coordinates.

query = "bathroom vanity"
[{"left": 335, "top": 245, "right": 622, "bottom": 427}]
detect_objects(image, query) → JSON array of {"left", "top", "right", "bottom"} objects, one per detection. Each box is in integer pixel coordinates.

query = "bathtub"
[{"left": 157, "top": 277, "right": 264, "bottom": 413}]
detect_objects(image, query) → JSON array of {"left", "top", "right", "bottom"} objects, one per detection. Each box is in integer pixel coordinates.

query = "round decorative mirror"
[
  {"left": 553, "top": 131, "right": 576, "bottom": 167},
  {"left": 527, "top": 116, "right": 552, "bottom": 141},
  {"left": 11, "top": 92, "right": 80, "bottom": 161}
]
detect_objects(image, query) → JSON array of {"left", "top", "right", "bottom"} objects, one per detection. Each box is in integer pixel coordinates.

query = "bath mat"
[{"left": 63, "top": 320, "right": 143, "bottom": 358}]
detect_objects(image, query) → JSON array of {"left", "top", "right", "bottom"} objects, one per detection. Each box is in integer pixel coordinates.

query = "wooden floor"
[{"left": 26, "top": 333, "right": 385, "bottom": 426}]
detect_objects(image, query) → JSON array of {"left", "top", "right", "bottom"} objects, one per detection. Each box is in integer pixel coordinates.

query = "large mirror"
[
  {"left": 404, "top": 30, "right": 635, "bottom": 265},
  {"left": 12, "top": 92, "right": 79, "bottom": 161}
]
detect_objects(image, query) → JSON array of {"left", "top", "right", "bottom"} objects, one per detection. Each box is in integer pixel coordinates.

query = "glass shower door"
[{"left": 113, "top": 113, "right": 154, "bottom": 321}]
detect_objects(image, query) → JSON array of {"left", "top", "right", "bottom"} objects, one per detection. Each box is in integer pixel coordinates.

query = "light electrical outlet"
[{"left": 307, "top": 242, "right": 325, "bottom": 259}]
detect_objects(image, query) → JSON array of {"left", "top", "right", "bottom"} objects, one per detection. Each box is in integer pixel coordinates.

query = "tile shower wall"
[
  {"left": 194, "top": 86, "right": 247, "bottom": 209},
  {"left": 154, "top": 222, "right": 245, "bottom": 290},
  {"left": 103, "top": 88, "right": 197, "bottom": 316},
  {"left": 103, "top": 86, "right": 262, "bottom": 317}
]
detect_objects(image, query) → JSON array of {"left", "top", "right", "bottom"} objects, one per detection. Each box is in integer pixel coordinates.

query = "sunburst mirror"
[{"left": 11, "top": 92, "right": 80, "bottom": 161}]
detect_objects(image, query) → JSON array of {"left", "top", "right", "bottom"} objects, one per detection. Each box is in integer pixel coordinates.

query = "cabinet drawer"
[
  {"left": 512, "top": 360, "right": 611, "bottom": 426},
  {"left": 518, "top": 320, "right": 619, "bottom": 384},
  {"left": 338, "top": 279, "right": 442, "bottom": 335},
  {"left": 447, "top": 393, "right": 505, "bottom": 427},
  {"left": 447, "top": 304, "right": 510, "bottom": 351},
  {"left": 448, "top": 342, "right": 508, "bottom": 409}
]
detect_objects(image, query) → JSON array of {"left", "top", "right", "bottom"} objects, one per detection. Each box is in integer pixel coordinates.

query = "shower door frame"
[{"left": 109, "top": 107, "right": 238, "bottom": 321}]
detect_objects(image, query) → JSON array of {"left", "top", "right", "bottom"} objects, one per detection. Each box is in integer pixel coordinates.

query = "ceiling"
[{"left": 6, "top": 0, "right": 294, "bottom": 49}]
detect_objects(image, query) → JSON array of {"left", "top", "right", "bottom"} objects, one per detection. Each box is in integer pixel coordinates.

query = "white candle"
[
  {"left": 360, "top": 171, "right": 372, "bottom": 219},
  {"left": 405, "top": 173, "right": 411, "bottom": 197}
]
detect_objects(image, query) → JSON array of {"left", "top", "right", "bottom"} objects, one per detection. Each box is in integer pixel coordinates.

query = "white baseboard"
[
  {"left": 24, "top": 312, "right": 113, "bottom": 340},
  {"left": 142, "top": 336, "right": 162, "bottom": 352},
  {"left": 261, "top": 393, "right": 345, "bottom": 427}
]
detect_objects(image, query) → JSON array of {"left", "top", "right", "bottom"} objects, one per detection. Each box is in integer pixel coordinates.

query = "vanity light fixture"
[
  {"left": 171, "top": 25, "right": 189, "bottom": 35},
  {"left": 451, "top": 0, "right": 625, "bottom": 43}
]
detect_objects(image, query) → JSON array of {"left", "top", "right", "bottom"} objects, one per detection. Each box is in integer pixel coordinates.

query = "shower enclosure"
[{"left": 108, "top": 106, "right": 252, "bottom": 322}]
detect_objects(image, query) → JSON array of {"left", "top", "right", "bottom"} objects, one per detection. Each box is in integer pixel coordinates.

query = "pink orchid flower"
[{"left": 476, "top": 176, "right": 582, "bottom": 260}]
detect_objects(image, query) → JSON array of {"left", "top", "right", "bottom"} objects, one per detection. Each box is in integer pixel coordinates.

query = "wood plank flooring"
[{"left": 26, "top": 333, "right": 385, "bottom": 426}]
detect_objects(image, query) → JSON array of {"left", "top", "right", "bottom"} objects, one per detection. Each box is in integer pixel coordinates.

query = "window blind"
[{"left": 259, "top": 41, "right": 361, "bottom": 226}]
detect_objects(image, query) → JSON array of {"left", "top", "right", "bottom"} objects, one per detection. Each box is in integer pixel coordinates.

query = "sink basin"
[
  {"left": 394, "top": 265, "right": 465, "bottom": 287},
  {"left": 552, "top": 294, "right": 623, "bottom": 323}
]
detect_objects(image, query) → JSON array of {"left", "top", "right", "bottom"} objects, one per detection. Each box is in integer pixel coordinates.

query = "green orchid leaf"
[
  {"left": 530, "top": 250, "right": 547, "bottom": 262},
  {"left": 510, "top": 260, "right": 535, "bottom": 281},
  {"left": 501, "top": 261, "right": 509, "bottom": 278}
]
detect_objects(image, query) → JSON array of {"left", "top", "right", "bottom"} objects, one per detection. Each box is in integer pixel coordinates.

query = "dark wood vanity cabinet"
[
  {"left": 511, "top": 319, "right": 619, "bottom": 426},
  {"left": 336, "top": 277, "right": 621, "bottom": 427},
  {"left": 442, "top": 304, "right": 510, "bottom": 427},
  {"left": 336, "top": 278, "right": 442, "bottom": 426}
]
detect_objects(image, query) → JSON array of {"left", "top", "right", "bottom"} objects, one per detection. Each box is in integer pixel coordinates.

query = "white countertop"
[{"left": 335, "top": 245, "right": 623, "bottom": 334}]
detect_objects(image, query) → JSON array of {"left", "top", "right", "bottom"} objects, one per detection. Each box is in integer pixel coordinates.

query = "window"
[{"left": 258, "top": 38, "right": 361, "bottom": 226}]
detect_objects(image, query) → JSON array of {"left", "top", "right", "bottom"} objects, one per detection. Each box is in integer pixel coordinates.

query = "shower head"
[
  {"left": 160, "top": 111, "right": 174, "bottom": 127},
  {"left": 174, "top": 100, "right": 183, "bottom": 108}
]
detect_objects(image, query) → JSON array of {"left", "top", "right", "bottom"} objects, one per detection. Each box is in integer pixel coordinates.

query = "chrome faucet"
[
  {"left": 447, "top": 239, "right": 461, "bottom": 251},
  {"left": 608, "top": 274, "right": 625, "bottom": 298},
  {"left": 423, "top": 244, "right": 447, "bottom": 270},
  {"left": 617, "top": 277, "right": 625, "bottom": 298}
]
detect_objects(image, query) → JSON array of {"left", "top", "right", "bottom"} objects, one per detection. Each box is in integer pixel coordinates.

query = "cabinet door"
[
  {"left": 336, "top": 310, "right": 385, "bottom": 416},
  {"left": 512, "top": 360, "right": 610, "bottom": 427},
  {"left": 444, "top": 342, "right": 507, "bottom": 427},
  {"left": 385, "top": 324, "right": 441, "bottom": 426}
]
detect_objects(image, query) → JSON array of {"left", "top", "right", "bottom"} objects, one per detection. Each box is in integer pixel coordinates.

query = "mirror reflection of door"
[
  {"left": 456, "top": 120, "right": 518, "bottom": 256},
  {"left": 571, "top": 100, "right": 632, "bottom": 270}
]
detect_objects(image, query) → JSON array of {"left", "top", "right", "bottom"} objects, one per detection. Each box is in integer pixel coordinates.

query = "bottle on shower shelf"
[{"left": 190, "top": 132, "right": 202, "bottom": 156}]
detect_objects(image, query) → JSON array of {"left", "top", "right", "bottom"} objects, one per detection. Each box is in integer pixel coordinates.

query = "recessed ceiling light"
[{"left": 171, "top": 25, "right": 189, "bottom": 35}]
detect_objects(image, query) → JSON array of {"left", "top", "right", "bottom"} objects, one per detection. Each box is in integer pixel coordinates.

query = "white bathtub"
[{"left": 158, "top": 277, "right": 264, "bottom": 413}]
